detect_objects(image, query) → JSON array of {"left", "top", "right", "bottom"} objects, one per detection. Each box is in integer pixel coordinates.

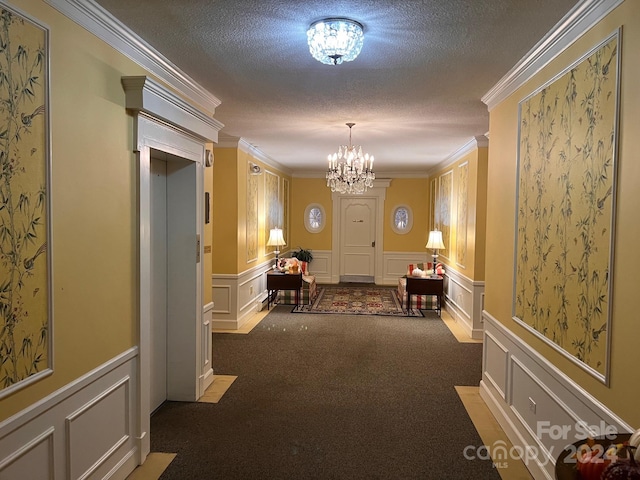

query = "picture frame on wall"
[
  {"left": 512, "top": 30, "right": 620, "bottom": 384},
  {"left": 0, "top": 2, "right": 53, "bottom": 398}
]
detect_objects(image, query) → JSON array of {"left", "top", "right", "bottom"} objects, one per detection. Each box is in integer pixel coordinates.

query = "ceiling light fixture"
[
  {"left": 326, "top": 123, "right": 375, "bottom": 195},
  {"left": 307, "top": 18, "right": 364, "bottom": 65}
]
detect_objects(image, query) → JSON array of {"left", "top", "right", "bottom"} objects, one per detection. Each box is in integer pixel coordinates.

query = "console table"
[
  {"left": 406, "top": 276, "right": 444, "bottom": 316},
  {"left": 266, "top": 272, "right": 303, "bottom": 309}
]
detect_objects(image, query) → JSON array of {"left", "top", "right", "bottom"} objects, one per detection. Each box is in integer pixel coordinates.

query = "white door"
[
  {"left": 150, "top": 157, "right": 168, "bottom": 413},
  {"left": 340, "top": 197, "right": 376, "bottom": 282}
]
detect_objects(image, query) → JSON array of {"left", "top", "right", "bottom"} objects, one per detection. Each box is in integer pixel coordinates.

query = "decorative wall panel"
[
  {"left": 264, "top": 171, "right": 279, "bottom": 253},
  {"left": 456, "top": 162, "right": 468, "bottom": 268},
  {"left": 437, "top": 171, "right": 452, "bottom": 259},
  {"left": 514, "top": 32, "right": 619, "bottom": 381},
  {"left": 0, "top": 3, "right": 52, "bottom": 397},
  {"left": 282, "top": 177, "right": 289, "bottom": 248},
  {"left": 246, "top": 170, "right": 258, "bottom": 262}
]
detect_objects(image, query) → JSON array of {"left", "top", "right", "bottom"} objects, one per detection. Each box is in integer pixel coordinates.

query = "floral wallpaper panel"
[
  {"left": 456, "top": 162, "right": 468, "bottom": 268},
  {"left": 514, "top": 33, "right": 619, "bottom": 380},
  {"left": 0, "top": 4, "right": 51, "bottom": 396},
  {"left": 246, "top": 170, "right": 258, "bottom": 262}
]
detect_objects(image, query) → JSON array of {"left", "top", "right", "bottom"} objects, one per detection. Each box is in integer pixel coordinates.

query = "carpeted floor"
[
  {"left": 149, "top": 307, "right": 501, "bottom": 479},
  {"left": 293, "top": 285, "right": 423, "bottom": 317}
]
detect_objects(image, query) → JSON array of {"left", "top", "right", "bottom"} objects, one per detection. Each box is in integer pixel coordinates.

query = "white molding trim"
[
  {"left": 44, "top": 0, "right": 221, "bottom": 114},
  {"left": 480, "top": 311, "right": 633, "bottom": 479},
  {"left": 216, "top": 134, "right": 291, "bottom": 175},
  {"left": 482, "top": 0, "right": 623, "bottom": 110},
  {"left": 427, "top": 135, "right": 488, "bottom": 177},
  {"left": 122, "top": 76, "right": 223, "bottom": 142},
  {"left": 129, "top": 100, "right": 212, "bottom": 461},
  {"left": 381, "top": 251, "right": 430, "bottom": 285},
  {"left": 212, "top": 260, "right": 273, "bottom": 329},
  {"left": 0, "top": 350, "right": 139, "bottom": 480},
  {"left": 441, "top": 265, "right": 485, "bottom": 339}
]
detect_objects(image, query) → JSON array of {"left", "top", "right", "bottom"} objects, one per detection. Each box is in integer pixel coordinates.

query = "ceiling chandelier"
[
  {"left": 326, "top": 123, "right": 375, "bottom": 194},
  {"left": 307, "top": 18, "right": 364, "bottom": 65}
]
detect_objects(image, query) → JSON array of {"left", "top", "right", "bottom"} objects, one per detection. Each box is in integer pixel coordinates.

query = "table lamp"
[
  {"left": 425, "top": 230, "right": 445, "bottom": 277},
  {"left": 266, "top": 227, "right": 286, "bottom": 270}
]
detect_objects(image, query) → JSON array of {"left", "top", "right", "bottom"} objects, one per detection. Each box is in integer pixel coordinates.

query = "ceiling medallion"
[{"left": 307, "top": 18, "right": 364, "bottom": 65}]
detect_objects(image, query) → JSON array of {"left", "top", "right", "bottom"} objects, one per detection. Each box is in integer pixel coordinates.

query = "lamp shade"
[
  {"left": 266, "top": 228, "right": 286, "bottom": 247},
  {"left": 425, "top": 230, "right": 445, "bottom": 250}
]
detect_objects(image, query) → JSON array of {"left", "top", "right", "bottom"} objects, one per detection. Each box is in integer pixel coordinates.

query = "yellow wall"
[
  {"left": 429, "top": 147, "right": 488, "bottom": 280},
  {"left": 383, "top": 178, "right": 430, "bottom": 251},
  {"left": 211, "top": 146, "right": 292, "bottom": 274},
  {"left": 486, "top": 1, "right": 640, "bottom": 426},
  {"left": 211, "top": 148, "right": 238, "bottom": 274},
  {"left": 290, "top": 178, "right": 333, "bottom": 250},
  {"left": 1, "top": 0, "right": 147, "bottom": 421},
  {"left": 289, "top": 177, "right": 433, "bottom": 254}
]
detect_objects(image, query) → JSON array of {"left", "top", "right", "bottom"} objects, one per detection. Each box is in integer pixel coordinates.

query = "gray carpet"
[{"left": 151, "top": 307, "right": 500, "bottom": 479}]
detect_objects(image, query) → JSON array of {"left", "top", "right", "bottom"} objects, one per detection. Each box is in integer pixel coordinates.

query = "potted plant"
[{"left": 291, "top": 247, "right": 313, "bottom": 263}]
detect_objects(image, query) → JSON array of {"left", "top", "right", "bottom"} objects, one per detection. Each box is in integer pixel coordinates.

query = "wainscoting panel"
[
  {"left": 66, "top": 377, "right": 130, "bottom": 480},
  {"left": 483, "top": 331, "right": 508, "bottom": 401},
  {"left": 381, "top": 252, "right": 430, "bottom": 285},
  {"left": 0, "top": 427, "right": 54, "bottom": 479},
  {"left": 480, "top": 313, "right": 633, "bottom": 479},
  {"left": 307, "top": 250, "right": 331, "bottom": 284},
  {"left": 442, "top": 266, "right": 484, "bottom": 339},
  {"left": 200, "top": 302, "right": 214, "bottom": 392},
  {"left": 212, "top": 261, "right": 270, "bottom": 329},
  {"left": 0, "top": 349, "right": 139, "bottom": 480}
]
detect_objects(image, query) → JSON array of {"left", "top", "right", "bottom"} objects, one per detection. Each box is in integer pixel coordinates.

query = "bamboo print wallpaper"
[
  {"left": 265, "top": 171, "right": 279, "bottom": 253},
  {"left": 282, "top": 178, "right": 289, "bottom": 249},
  {"left": 0, "top": 4, "right": 51, "bottom": 395},
  {"left": 438, "top": 171, "right": 452, "bottom": 259},
  {"left": 514, "top": 33, "right": 619, "bottom": 380},
  {"left": 456, "top": 162, "right": 468, "bottom": 268},
  {"left": 429, "top": 178, "right": 436, "bottom": 231},
  {"left": 246, "top": 171, "right": 258, "bottom": 262}
]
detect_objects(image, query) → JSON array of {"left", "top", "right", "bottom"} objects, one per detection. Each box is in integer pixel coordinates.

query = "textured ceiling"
[{"left": 94, "top": 0, "right": 579, "bottom": 173}]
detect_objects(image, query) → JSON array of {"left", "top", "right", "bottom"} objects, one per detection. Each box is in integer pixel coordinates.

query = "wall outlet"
[{"left": 528, "top": 397, "right": 536, "bottom": 414}]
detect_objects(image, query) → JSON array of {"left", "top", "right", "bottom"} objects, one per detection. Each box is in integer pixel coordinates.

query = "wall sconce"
[{"left": 249, "top": 162, "right": 262, "bottom": 175}]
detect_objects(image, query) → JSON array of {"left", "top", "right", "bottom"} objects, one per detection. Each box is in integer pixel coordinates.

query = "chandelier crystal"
[
  {"left": 307, "top": 18, "right": 364, "bottom": 65},
  {"left": 326, "top": 123, "right": 375, "bottom": 194}
]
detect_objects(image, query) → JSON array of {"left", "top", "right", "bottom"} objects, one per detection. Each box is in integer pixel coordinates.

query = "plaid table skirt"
[
  {"left": 397, "top": 277, "right": 438, "bottom": 310},
  {"left": 276, "top": 276, "right": 317, "bottom": 305}
]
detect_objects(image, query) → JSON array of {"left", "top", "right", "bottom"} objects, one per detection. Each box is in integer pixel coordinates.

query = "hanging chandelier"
[
  {"left": 326, "top": 123, "right": 375, "bottom": 194},
  {"left": 307, "top": 18, "right": 364, "bottom": 65}
]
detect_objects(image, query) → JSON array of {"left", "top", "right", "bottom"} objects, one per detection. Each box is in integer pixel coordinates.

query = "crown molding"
[
  {"left": 122, "top": 76, "right": 223, "bottom": 142},
  {"left": 427, "top": 135, "right": 488, "bottom": 177},
  {"left": 45, "top": 0, "right": 222, "bottom": 114},
  {"left": 482, "top": 0, "right": 623, "bottom": 111},
  {"left": 216, "top": 134, "right": 291, "bottom": 175}
]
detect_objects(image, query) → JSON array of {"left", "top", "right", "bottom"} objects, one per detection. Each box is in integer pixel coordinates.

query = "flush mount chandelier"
[
  {"left": 326, "top": 123, "right": 375, "bottom": 195},
  {"left": 307, "top": 18, "right": 364, "bottom": 65}
]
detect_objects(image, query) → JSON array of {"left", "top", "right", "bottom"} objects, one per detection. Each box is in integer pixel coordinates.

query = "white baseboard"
[
  {"left": 0, "top": 349, "right": 140, "bottom": 480},
  {"left": 481, "top": 312, "right": 633, "bottom": 479}
]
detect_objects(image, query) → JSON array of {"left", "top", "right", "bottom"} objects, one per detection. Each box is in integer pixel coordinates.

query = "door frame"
[
  {"left": 123, "top": 76, "right": 222, "bottom": 464},
  {"left": 331, "top": 179, "right": 391, "bottom": 284}
]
